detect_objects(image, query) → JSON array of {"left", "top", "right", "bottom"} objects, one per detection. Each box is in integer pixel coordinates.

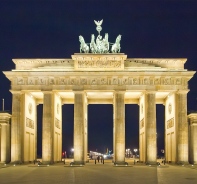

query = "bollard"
[
  {"left": 103, "top": 159, "right": 104, "bottom": 164},
  {"left": 95, "top": 159, "right": 96, "bottom": 164}
]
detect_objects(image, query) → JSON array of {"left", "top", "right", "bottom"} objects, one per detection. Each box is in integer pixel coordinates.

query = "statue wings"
[{"left": 94, "top": 19, "right": 103, "bottom": 26}]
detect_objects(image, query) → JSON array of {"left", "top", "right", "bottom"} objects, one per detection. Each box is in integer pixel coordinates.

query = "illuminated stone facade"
[
  {"left": 0, "top": 112, "right": 11, "bottom": 163},
  {"left": 3, "top": 53, "right": 196, "bottom": 165}
]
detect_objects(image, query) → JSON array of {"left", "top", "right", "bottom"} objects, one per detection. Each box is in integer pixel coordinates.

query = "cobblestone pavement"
[{"left": 0, "top": 159, "right": 197, "bottom": 184}]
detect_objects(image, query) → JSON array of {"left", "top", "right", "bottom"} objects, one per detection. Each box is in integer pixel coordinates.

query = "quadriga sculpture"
[{"left": 79, "top": 35, "right": 89, "bottom": 53}]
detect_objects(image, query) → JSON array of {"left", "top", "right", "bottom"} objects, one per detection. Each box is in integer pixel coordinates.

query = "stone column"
[
  {"left": 0, "top": 113, "right": 11, "bottom": 163},
  {"left": 84, "top": 95, "right": 88, "bottom": 163},
  {"left": 113, "top": 91, "right": 126, "bottom": 165},
  {"left": 176, "top": 91, "right": 188, "bottom": 164},
  {"left": 11, "top": 92, "right": 23, "bottom": 163},
  {"left": 73, "top": 91, "right": 85, "bottom": 165},
  {"left": 42, "top": 92, "right": 54, "bottom": 164},
  {"left": 188, "top": 113, "right": 197, "bottom": 164},
  {"left": 145, "top": 92, "right": 157, "bottom": 164}
]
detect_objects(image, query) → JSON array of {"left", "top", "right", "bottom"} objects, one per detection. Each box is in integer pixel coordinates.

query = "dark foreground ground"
[{"left": 0, "top": 159, "right": 197, "bottom": 184}]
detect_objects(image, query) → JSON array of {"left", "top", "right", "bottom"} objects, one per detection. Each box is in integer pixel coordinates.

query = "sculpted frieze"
[
  {"left": 28, "top": 78, "right": 35, "bottom": 85},
  {"left": 100, "top": 78, "right": 107, "bottom": 85},
  {"left": 133, "top": 78, "right": 139, "bottom": 85},
  {"left": 175, "top": 78, "right": 182, "bottom": 85},
  {"left": 16, "top": 76, "right": 186, "bottom": 87},
  {"left": 143, "top": 78, "right": 149, "bottom": 85},
  {"left": 69, "top": 78, "right": 76, "bottom": 85},
  {"left": 122, "top": 78, "right": 128, "bottom": 85},
  {"left": 167, "top": 118, "right": 174, "bottom": 129},
  {"left": 81, "top": 78, "right": 87, "bottom": 85},
  {"left": 26, "top": 117, "right": 34, "bottom": 129},
  {"left": 59, "top": 78, "right": 66, "bottom": 85},
  {"left": 38, "top": 78, "right": 46, "bottom": 85},
  {"left": 77, "top": 60, "right": 121, "bottom": 68},
  {"left": 112, "top": 78, "right": 119, "bottom": 85},
  {"left": 17, "top": 77, "right": 25, "bottom": 85},
  {"left": 91, "top": 78, "right": 97, "bottom": 85},
  {"left": 55, "top": 118, "right": 60, "bottom": 129},
  {"left": 163, "top": 78, "right": 171, "bottom": 85},
  {"left": 140, "top": 118, "right": 144, "bottom": 129},
  {"left": 154, "top": 78, "right": 160, "bottom": 85},
  {"left": 49, "top": 78, "right": 55, "bottom": 85}
]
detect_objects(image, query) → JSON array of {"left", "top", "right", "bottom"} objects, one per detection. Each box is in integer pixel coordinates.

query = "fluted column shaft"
[
  {"left": 176, "top": 91, "right": 188, "bottom": 164},
  {"left": 188, "top": 113, "right": 197, "bottom": 164},
  {"left": 42, "top": 92, "right": 54, "bottom": 164},
  {"left": 0, "top": 123, "right": 10, "bottom": 163},
  {"left": 114, "top": 91, "right": 125, "bottom": 164},
  {"left": 146, "top": 92, "right": 157, "bottom": 164},
  {"left": 11, "top": 93, "right": 23, "bottom": 163},
  {"left": 73, "top": 92, "right": 85, "bottom": 165}
]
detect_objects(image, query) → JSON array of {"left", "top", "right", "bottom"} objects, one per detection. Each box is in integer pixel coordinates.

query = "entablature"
[
  {"left": 11, "top": 54, "right": 188, "bottom": 71},
  {"left": 3, "top": 70, "right": 194, "bottom": 92}
]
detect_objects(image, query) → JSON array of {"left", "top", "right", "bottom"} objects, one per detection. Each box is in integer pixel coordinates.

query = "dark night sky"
[{"left": 0, "top": 0, "right": 197, "bottom": 156}]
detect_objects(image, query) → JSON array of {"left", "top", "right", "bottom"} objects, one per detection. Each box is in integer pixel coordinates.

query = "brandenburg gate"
[{"left": 2, "top": 20, "right": 196, "bottom": 165}]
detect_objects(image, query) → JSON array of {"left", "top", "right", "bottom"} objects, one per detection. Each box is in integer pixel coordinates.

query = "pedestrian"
[{"left": 100, "top": 156, "right": 103, "bottom": 163}]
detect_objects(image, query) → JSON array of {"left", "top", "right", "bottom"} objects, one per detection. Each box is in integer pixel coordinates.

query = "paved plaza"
[{"left": 0, "top": 159, "right": 197, "bottom": 184}]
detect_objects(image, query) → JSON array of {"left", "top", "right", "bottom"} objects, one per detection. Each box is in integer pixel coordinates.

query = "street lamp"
[
  {"left": 125, "top": 149, "right": 131, "bottom": 158},
  {"left": 134, "top": 149, "right": 138, "bottom": 157},
  {"left": 71, "top": 148, "right": 74, "bottom": 158}
]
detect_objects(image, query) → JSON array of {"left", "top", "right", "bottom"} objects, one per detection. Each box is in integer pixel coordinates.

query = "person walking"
[{"left": 100, "top": 156, "right": 103, "bottom": 163}]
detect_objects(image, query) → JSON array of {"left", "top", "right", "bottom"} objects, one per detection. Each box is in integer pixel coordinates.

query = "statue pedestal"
[{"left": 72, "top": 53, "right": 127, "bottom": 71}]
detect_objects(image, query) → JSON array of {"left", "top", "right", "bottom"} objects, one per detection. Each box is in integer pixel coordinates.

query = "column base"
[
  {"left": 145, "top": 161, "right": 158, "bottom": 165},
  {"left": 70, "top": 161, "right": 85, "bottom": 166},
  {"left": 176, "top": 161, "right": 189, "bottom": 165},
  {"left": 114, "top": 161, "right": 128, "bottom": 166},
  {"left": 0, "top": 161, "right": 7, "bottom": 164},
  {"left": 11, "top": 161, "right": 23, "bottom": 165},
  {"left": 189, "top": 161, "right": 197, "bottom": 165},
  {"left": 40, "top": 161, "right": 54, "bottom": 165}
]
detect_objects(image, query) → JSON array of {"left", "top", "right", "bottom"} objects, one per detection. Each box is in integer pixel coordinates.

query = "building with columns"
[
  {"left": 2, "top": 53, "right": 196, "bottom": 165},
  {"left": 0, "top": 112, "right": 11, "bottom": 163}
]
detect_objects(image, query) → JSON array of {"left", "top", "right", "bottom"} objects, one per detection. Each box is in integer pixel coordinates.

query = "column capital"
[
  {"left": 73, "top": 90, "right": 85, "bottom": 93},
  {"left": 113, "top": 90, "right": 126, "bottom": 94},
  {"left": 42, "top": 91, "right": 53, "bottom": 94},
  {"left": 176, "top": 90, "right": 189, "bottom": 94},
  {"left": 145, "top": 90, "right": 156, "bottom": 95},
  {"left": 188, "top": 113, "right": 197, "bottom": 125},
  {"left": 10, "top": 90, "right": 23, "bottom": 94},
  {"left": 73, "top": 90, "right": 85, "bottom": 94}
]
